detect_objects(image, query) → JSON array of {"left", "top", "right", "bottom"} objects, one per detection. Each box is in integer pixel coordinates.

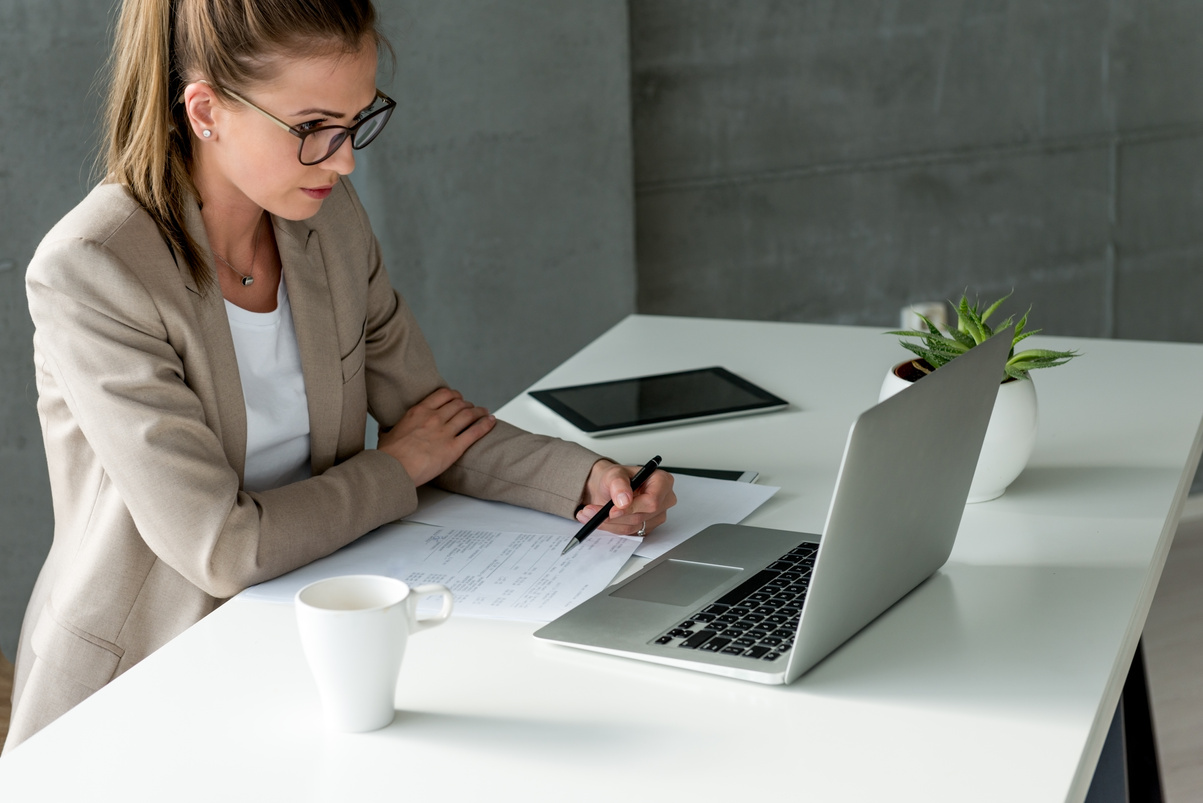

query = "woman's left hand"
[{"left": 577, "top": 460, "right": 677, "bottom": 536}]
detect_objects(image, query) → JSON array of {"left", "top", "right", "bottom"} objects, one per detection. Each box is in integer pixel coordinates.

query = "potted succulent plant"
[{"left": 880, "top": 293, "right": 1079, "bottom": 502}]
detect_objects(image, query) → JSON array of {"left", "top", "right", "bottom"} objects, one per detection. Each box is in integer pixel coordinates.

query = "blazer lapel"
[
  {"left": 182, "top": 201, "right": 248, "bottom": 481},
  {"left": 274, "top": 217, "right": 342, "bottom": 475}
]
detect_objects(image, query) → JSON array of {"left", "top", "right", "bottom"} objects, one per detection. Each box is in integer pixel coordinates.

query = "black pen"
[{"left": 561, "top": 455, "right": 662, "bottom": 556}]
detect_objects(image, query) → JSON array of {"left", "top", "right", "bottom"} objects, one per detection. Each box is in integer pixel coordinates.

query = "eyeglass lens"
[{"left": 299, "top": 103, "right": 394, "bottom": 165}]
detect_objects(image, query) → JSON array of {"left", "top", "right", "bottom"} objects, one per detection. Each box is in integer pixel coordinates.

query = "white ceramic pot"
[{"left": 879, "top": 361, "right": 1038, "bottom": 503}]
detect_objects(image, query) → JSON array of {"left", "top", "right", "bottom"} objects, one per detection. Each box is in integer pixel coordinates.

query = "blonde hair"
[{"left": 102, "top": 0, "right": 387, "bottom": 289}]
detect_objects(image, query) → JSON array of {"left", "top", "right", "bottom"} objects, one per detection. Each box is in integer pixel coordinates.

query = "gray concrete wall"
[
  {"left": 357, "top": 1, "right": 634, "bottom": 412},
  {"left": 631, "top": 1, "right": 1203, "bottom": 340},
  {"left": 0, "top": 0, "right": 113, "bottom": 661},
  {"left": 0, "top": 0, "right": 634, "bottom": 659}
]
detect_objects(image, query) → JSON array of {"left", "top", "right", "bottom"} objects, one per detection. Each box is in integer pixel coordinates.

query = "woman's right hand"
[{"left": 377, "top": 387, "right": 497, "bottom": 486}]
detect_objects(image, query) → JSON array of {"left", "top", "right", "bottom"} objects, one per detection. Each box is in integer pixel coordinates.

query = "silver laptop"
[{"left": 534, "top": 330, "right": 1011, "bottom": 684}]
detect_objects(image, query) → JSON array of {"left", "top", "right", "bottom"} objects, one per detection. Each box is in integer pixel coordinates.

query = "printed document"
[{"left": 240, "top": 521, "right": 638, "bottom": 623}]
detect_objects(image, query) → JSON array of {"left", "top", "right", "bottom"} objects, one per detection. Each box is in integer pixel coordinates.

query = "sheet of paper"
[
  {"left": 377, "top": 528, "right": 637, "bottom": 621},
  {"left": 240, "top": 521, "right": 639, "bottom": 623},
  {"left": 406, "top": 472, "right": 779, "bottom": 560}
]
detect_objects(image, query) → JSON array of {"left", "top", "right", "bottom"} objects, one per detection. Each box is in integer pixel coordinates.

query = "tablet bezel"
[{"left": 527, "top": 366, "right": 788, "bottom": 436}]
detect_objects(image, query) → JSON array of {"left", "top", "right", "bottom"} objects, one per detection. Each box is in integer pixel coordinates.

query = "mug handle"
[{"left": 407, "top": 584, "right": 454, "bottom": 634}]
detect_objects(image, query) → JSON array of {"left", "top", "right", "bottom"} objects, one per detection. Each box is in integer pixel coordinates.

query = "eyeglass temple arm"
[{"left": 194, "top": 81, "right": 391, "bottom": 136}]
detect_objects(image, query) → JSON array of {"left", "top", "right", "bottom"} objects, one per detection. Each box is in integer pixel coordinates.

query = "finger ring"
[{"left": 636, "top": 521, "right": 647, "bottom": 537}]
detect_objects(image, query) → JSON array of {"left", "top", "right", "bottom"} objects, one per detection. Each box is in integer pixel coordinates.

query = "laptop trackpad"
[{"left": 610, "top": 560, "right": 741, "bottom": 607}]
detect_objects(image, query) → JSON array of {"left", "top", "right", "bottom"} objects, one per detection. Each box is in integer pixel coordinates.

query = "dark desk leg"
[{"left": 1123, "top": 639, "right": 1164, "bottom": 802}]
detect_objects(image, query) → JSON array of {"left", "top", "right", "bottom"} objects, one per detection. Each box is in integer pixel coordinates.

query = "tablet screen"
[
  {"left": 528, "top": 367, "right": 788, "bottom": 436},
  {"left": 661, "top": 466, "right": 758, "bottom": 483}
]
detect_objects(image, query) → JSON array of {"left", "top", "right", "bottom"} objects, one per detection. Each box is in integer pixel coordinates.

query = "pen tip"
[{"left": 561, "top": 540, "right": 577, "bottom": 556}]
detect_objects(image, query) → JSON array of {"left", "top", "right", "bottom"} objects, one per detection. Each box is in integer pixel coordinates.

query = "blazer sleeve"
[
  {"left": 27, "top": 233, "right": 415, "bottom": 600},
  {"left": 343, "top": 183, "right": 602, "bottom": 519}
]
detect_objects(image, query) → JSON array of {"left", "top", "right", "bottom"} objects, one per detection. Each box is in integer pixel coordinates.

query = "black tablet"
[
  {"left": 528, "top": 367, "right": 788, "bottom": 436},
  {"left": 662, "top": 466, "right": 759, "bottom": 483}
]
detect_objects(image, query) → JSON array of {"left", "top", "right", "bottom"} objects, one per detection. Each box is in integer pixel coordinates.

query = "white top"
[
  {"left": 223, "top": 278, "right": 311, "bottom": 492},
  {"left": 2, "top": 316, "right": 1201, "bottom": 803}
]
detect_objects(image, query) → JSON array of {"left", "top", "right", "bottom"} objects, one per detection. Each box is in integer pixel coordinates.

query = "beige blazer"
[{"left": 7, "top": 178, "right": 599, "bottom": 749}]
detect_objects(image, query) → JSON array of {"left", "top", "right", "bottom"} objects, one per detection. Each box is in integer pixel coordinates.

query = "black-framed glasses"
[{"left": 222, "top": 87, "right": 396, "bottom": 166}]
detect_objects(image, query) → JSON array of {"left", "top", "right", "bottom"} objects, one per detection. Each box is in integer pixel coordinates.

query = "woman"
[{"left": 6, "top": 0, "right": 674, "bottom": 751}]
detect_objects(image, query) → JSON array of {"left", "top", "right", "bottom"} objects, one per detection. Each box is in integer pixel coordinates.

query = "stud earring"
[{"left": 202, "top": 129, "right": 212, "bottom": 138}]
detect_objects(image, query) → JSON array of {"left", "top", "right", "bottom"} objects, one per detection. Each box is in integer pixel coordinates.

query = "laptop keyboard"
[{"left": 651, "top": 542, "right": 817, "bottom": 662}]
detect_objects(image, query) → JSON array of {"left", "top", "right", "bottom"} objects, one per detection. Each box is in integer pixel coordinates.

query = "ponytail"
[
  {"left": 103, "top": 0, "right": 208, "bottom": 289},
  {"left": 100, "top": 0, "right": 388, "bottom": 291}
]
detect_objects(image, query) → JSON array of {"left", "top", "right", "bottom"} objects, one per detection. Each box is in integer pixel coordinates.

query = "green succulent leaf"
[
  {"left": 948, "top": 326, "right": 977, "bottom": 349},
  {"left": 885, "top": 329, "right": 936, "bottom": 339},
  {"left": 957, "top": 298, "right": 988, "bottom": 344},
  {"left": 1009, "top": 348, "right": 1077, "bottom": 362},
  {"left": 1014, "top": 307, "right": 1030, "bottom": 338},
  {"left": 927, "top": 340, "right": 970, "bottom": 359},
  {"left": 980, "top": 292, "right": 1011, "bottom": 324},
  {"left": 1003, "top": 364, "right": 1031, "bottom": 381}
]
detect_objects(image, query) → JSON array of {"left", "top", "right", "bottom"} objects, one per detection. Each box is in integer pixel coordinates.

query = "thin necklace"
[{"left": 214, "top": 214, "right": 264, "bottom": 287}]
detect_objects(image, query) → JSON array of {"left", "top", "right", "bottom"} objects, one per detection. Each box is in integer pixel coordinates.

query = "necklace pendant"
[{"left": 241, "top": 276, "right": 254, "bottom": 287}]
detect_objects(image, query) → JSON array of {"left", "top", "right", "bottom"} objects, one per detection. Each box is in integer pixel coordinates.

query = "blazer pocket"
[
  {"left": 31, "top": 606, "right": 124, "bottom": 692},
  {"left": 340, "top": 321, "right": 367, "bottom": 384}
]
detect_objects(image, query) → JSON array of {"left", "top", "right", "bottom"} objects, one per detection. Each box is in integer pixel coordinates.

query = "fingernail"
[{"left": 617, "top": 493, "right": 631, "bottom": 508}]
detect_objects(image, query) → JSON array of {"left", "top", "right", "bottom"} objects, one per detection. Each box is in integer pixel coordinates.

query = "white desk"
[{"left": 3, "top": 315, "right": 1202, "bottom": 802}]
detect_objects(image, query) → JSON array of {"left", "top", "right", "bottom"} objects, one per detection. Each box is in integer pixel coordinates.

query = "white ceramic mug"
[{"left": 295, "top": 575, "right": 453, "bottom": 733}]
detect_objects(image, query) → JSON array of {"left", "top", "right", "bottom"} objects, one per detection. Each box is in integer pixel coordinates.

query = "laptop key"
[
  {"left": 680, "top": 630, "right": 718, "bottom": 649},
  {"left": 701, "top": 637, "right": 732, "bottom": 652},
  {"left": 745, "top": 645, "right": 772, "bottom": 659}
]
